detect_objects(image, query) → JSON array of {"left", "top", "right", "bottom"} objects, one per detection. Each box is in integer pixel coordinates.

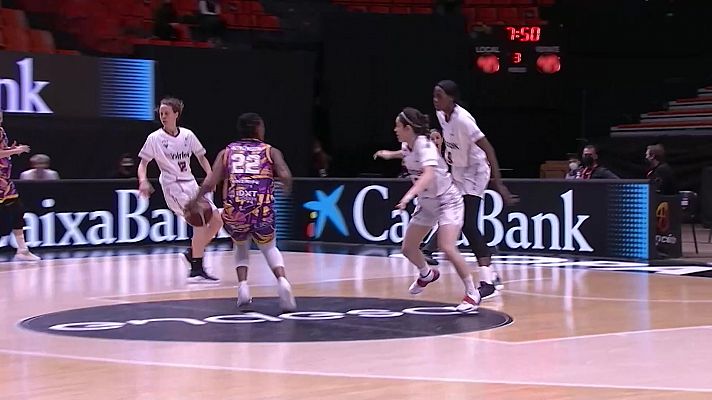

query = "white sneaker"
[
  {"left": 455, "top": 292, "right": 481, "bottom": 313},
  {"left": 408, "top": 269, "right": 440, "bottom": 295},
  {"left": 492, "top": 271, "right": 504, "bottom": 291},
  {"left": 236, "top": 282, "right": 252, "bottom": 307},
  {"left": 187, "top": 270, "right": 220, "bottom": 284},
  {"left": 277, "top": 278, "right": 297, "bottom": 312},
  {"left": 13, "top": 250, "right": 41, "bottom": 262}
]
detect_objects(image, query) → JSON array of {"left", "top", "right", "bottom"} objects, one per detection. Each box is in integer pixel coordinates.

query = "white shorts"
[
  {"left": 451, "top": 164, "right": 491, "bottom": 198},
  {"left": 411, "top": 184, "right": 463, "bottom": 228},
  {"left": 161, "top": 179, "right": 215, "bottom": 216}
]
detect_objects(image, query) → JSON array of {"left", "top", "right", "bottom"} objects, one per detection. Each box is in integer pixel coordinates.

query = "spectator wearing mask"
[
  {"left": 574, "top": 145, "right": 618, "bottom": 180},
  {"left": 565, "top": 157, "right": 580, "bottom": 179},
  {"left": 19, "top": 154, "right": 59, "bottom": 181},
  {"left": 112, "top": 154, "right": 138, "bottom": 179},
  {"left": 645, "top": 144, "right": 676, "bottom": 195}
]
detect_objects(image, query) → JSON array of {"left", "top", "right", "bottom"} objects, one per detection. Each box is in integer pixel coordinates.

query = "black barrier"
[
  {"left": 653, "top": 195, "right": 682, "bottom": 258},
  {"left": 293, "top": 178, "right": 656, "bottom": 260},
  {"left": 0, "top": 51, "right": 154, "bottom": 120},
  {"left": 2, "top": 179, "right": 660, "bottom": 260},
  {"left": 0, "top": 180, "right": 290, "bottom": 250}
]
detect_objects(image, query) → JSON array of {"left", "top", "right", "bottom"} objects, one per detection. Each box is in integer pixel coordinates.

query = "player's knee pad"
[
  {"left": 256, "top": 240, "right": 284, "bottom": 270},
  {"left": 233, "top": 240, "right": 250, "bottom": 267}
]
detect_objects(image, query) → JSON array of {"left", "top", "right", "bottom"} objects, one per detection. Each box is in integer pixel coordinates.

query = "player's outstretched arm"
[
  {"left": 373, "top": 150, "right": 404, "bottom": 160},
  {"left": 270, "top": 147, "right": 293, "bottom": 195},
  {"left": 195, "top": 150, "right": 226, "bottom": 200},
  {"left": 196, "top": 153, "right": 212, "bottom": 176}
]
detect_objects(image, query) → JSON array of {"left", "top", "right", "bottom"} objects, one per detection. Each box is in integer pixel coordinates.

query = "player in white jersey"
[
  {"left": 137, "top": 97, "right": 223, "bottom": 283},
  {"left": 433, "top": 80, "right": 517, "bottom": 300},
  {"left": 374, "top": 107, "right": 481, "bottom": 312}
]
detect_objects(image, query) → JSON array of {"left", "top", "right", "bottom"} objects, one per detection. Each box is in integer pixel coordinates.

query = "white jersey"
[
  {"left": 437, "top": 105, "right": 487, "bottom": 169},
  {"left": 401, "top": 135, "right": 452, "bottom": 199},
  {"left": 138, "top": 127, "right": 206, "bottom": 184}
]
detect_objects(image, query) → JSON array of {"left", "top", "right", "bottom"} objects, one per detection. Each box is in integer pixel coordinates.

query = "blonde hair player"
[
  {"left": 374, "top": 107, "right": 481, "bottom": 313},
  {"left": 137, "top": 97, "right": 223, "bottom": 283}
]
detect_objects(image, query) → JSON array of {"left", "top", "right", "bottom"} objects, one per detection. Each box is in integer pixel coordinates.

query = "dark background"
[{"left": 3, "top": 0, "right": 712, "bottom": 188}]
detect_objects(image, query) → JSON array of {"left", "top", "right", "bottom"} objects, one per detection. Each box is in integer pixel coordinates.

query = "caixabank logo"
[
  {"left": 303, "top": 185, "right": 349, "bottom": 239},
  {"left": 20, "top": 297, "right": 512, "bottom": 343}
]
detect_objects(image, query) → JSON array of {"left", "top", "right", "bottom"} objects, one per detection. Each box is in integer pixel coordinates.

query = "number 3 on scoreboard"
[{"left": 230, "top": 153, "right": 261, "bottom": 174}]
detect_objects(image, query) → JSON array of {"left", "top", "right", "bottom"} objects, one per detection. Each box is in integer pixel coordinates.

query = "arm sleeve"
[
  {"left": 418, "top": 139, "right": 439, "bottom": 167},
  {"left": 138, "top": 136, "right": 154, "bottom": 161},
  {"left": 191, "top": 133, "right": 207, "bottom": 157}
]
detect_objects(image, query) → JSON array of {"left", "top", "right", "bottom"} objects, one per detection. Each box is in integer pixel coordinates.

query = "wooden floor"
[{"left": 2, "top": 245, "right": 712, "bottom": 399}]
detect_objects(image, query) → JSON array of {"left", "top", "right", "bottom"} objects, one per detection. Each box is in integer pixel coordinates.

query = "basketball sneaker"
[
  {"left": 187, "top": 270, "right": 220, "bottom": 284},
  {"left": 277, "top": 277, "right": 297, "bottom": 311},
  {"left": 236, "top": 282, "right": 252, "bottom": 307},
  {"left": 13, "top": 250, "right": 41, "bottom": 262},
  {"left": 408, "top": 269, "right": 440, "bottom": 294},
  {"left": 455, "top": 292, "right": 481, "bottom": 313},
  {"left": 478, "top": 281, "right": 498, "bottom": 300}
]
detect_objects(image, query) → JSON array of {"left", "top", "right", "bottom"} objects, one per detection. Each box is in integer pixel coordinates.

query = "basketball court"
[{"left": 2, "top": 236, "right": 712, "bottom": 399}]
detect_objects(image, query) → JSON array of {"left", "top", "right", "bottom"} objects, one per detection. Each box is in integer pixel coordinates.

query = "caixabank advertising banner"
[
  {"left": 2, "top": 179, "right": 655, "bottom": 260},
  {"left": 292, "top": 179, "right": 655, "bottom": 260}
]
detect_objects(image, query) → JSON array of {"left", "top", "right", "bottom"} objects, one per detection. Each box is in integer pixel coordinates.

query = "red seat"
[
  {"left": 498, "top": 7, "right": 518, "bottom": 22},
  {"left": 391, "top": 6, "right": 412, "bottom": 14},
  {"left": 3, "top": 27, "right": 31, "bottom": 52},
  {"left": 519, "top": 7, "right": 539, "bottom": 19},
  {"left": 464, "top": 0, "right": 491, "bottom": 4},
  {"left": 411, "top": 7, "right": 431, "bottom": 14},
  {"left": 29, "top": 29, "right": 56, "bottom": 53},
  {"left": 257, "top": 15, "right": 280, "bottom": 30},
  {"left": 0, "top": 8, "right": 29, "bottom": 28},
  {"left": 369, "top": 6, "right": 390, "bottom": 13},
  {"left": 477, "top": 7, "right": 497, "bottom": 22}
]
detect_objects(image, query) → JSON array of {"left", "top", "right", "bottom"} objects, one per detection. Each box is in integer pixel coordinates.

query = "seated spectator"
[
  {"left": 310, "top": 140, "right": 331, "bottom": 177},
  {"left": 573, "top": 145, "right": 618, "bottom": 179},
  {"left": 111, "top": 153, "right": 137, "bottom": 179},
  {"left": 154, "top": 0, "right": 180, "bottom": 41},
  {"left": 19, "top": 154, "right": 59, "bottom": 181},
  {"left": 565, "top": 157, "right": 580, "bottom": 179},
  {"left": 645, "top": 144, "right": 676, "bottom": 195},
  {"left": 198, "top": 0, "right": 226, "bottom": 47}
]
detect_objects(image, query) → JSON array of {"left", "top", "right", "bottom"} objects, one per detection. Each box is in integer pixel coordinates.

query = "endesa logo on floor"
[{"left": 294, "top": 179, "right": 654, "bottom": 259}]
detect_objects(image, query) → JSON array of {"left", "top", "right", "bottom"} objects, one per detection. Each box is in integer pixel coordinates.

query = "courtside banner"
[
  {"left": 0, "top": 180, "right": 292, "bottom": 250},
  {"left": 292, "top": 178, "right": 655, "bottom": 260},
  {"left": 0, "top": 52, "right": 154, "bottom": 120},
  {"left": 2, "top": 179, "right": 654, "bottom": 260}
]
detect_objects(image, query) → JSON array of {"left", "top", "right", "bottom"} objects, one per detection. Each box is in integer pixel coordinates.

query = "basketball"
[{"left": 184, "top": 200, "right": 212, "bottom": 227}]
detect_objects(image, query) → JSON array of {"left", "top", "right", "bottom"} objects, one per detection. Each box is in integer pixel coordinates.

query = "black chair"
[{"left": 679, "top": 191, "right": 699, "bottom": 254}]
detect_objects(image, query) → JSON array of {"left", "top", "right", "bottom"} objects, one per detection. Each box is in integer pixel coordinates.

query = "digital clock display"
[{"left": 505, "top": 26, "right": 541, "bottom": 42}]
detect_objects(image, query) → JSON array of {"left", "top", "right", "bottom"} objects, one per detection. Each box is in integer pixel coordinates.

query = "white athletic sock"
[
  {"left": 479, "top": 265, "right": 494, "bottom": 284},
  {"left": 463, "top": 275, "right": 476, "bottom": 296}
]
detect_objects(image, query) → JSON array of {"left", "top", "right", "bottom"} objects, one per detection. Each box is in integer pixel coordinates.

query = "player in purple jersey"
[
  {"left": 0, "top": 111, "right": 41, "bottom": 262},
  {"left": 186, "top": 113, "right": 297, "bottom": 311}
]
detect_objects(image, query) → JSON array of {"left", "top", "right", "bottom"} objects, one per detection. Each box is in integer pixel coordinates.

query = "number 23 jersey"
[{"left": 138, "top": 127, "right": 206, "bottom": 184}]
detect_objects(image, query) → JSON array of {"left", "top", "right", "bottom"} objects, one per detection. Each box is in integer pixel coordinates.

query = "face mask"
[
  {"left": 569, "top": 162, "right": 579, "bottom": 171},
  {"left": 582, "top": 155, "right": 594, "bottom": 167}
]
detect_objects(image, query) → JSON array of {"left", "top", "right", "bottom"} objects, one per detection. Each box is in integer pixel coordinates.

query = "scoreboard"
[{"left": 473, "top": 25, "right": 562, "bottom": 74}]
